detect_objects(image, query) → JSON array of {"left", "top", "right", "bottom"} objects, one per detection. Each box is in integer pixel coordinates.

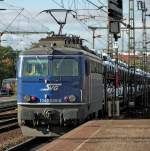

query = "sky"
[
  {"left": 0, "top": 0, "right": 149, "bottom": 52},
  {"left": 5, "top": 0, "right": 57, "bottom": 11}
]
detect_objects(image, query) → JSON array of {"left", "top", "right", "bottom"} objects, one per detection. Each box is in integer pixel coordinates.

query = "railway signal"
[
  {"left": 108, "top": 0, "right": 123, "bottom": 20},
  {"left": 108, "top": 0, "right": 123, "bottom": 35},
  {"left": 108, "top": 0, "right": 123, "bottom": 117}
]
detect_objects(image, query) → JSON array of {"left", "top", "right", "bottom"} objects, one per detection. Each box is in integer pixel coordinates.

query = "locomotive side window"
[
  {"left": 91, "top": 61, "right": 96, "bottom": 73},
  {"left": 52, "top": 58, "right": 79, "bottom": 76},
  {"left": 98, "top": 63, "right": 102, "bottom": 74},
  {"left": 103, "top": 56, "right": 107, "bottom": 61},
  {"left": 85, "top": 60, "right": 90, "bottom": 76},
  {"left": 23, "top": 58, "right": 48, "bottom": 77},
  {"left": 90, "top": 60, "right": 102, "bottom": 74}
]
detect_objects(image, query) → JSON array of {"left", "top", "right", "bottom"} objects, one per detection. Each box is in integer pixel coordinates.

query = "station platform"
[{"left": 38, "top": 119, "right": 150, "bottom": 151}]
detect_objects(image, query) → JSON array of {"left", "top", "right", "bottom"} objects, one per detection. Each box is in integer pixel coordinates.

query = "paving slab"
[{"left": 38, "top": 120, "right": 150, "bottom": 151}]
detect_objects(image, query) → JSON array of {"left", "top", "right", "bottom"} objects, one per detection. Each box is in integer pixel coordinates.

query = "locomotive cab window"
[
  {"left": 52, "top": 58, "right": 79, "bottom": 76},
  {"left": 22, "top": 58, "right": 48, "bottom": 77}
]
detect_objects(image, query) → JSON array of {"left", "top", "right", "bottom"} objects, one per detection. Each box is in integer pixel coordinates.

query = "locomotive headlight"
[
  {"left": 69, "top": 95, "right": 76, "bottom": 102},
  {"left": 24, "top": 95, "right": 30, "bottom": 102},
  {"left": 64, "top": 96, "right": 69, "bottom": 102},
  {"left": 31, "top": 96, "right": 37, "bottom": 102}
]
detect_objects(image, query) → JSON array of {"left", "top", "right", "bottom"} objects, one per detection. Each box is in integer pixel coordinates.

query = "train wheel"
[{"left": 73, "top": 119, "right": 79, "bottom": 127}]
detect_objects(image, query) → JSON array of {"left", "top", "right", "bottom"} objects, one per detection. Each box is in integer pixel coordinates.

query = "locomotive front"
[{"left": 17, "top": 46, "right": 85, "bottom": 136}]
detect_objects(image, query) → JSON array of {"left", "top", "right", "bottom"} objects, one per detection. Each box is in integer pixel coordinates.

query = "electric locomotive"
[{"left": 17, "top": 35, "right": 104, "bottom": 136}]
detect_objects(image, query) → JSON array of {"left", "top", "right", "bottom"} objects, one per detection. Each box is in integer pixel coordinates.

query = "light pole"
[
  {"left": 137, "top": 1, "right": 150, "bottom": 71},
  {"left": 137, "top": 0, "right": 150, "bottom": 108},
  {"left": 88, "top": 26, "right": 102, "bottom": 49}
]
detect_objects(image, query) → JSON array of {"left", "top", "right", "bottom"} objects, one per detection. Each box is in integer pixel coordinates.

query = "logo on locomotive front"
[{"left": 41, "top": 83, "right": 62, "bottom": 92}]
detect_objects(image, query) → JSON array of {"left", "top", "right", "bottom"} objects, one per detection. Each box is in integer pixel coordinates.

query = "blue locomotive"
[{"left": 17, "top": 35, "right": 104, "bottom": 136}]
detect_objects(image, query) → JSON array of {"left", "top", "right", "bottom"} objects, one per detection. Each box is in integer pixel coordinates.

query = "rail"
[
  {"left": 0, "top": 112, "right": 18, "bottom": 133},
  {"left": 7, "top": 137, "right": 55, "bottom": 151},
  {"left": 0, "top": 99, "right": 17, "bottom": 113}
]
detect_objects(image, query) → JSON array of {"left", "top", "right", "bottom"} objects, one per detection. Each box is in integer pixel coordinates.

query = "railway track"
[
  {"left": 0, "top": 105, "right": 16, "bottom": 113},
  {"left": 7, "top": 125, "right": 75, "bottom": 150},
  {"left": 0, "top": 111, "right": 18, "bottom": 133},
  {"left": 0, "top": 98, "right": 18, "bottom": 132},
  {"left": 0, "top": 99, "right": 17, "bottom": 113},
  {"left": 7, "top": 137, "right": 56, "bottom": 151}
]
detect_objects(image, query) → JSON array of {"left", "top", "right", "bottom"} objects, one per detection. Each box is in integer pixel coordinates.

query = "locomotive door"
[{"left": 85, "top": 59, "right": 91, "bottom": 105}]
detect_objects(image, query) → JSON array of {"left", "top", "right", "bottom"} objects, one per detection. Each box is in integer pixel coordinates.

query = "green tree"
[{"left": 0, "top": 46, "right": 19, "bottom": 86}]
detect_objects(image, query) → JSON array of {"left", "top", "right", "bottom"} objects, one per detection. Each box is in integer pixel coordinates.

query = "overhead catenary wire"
[
  {"left": 86, "top": 0, "right": 108, "bottom": 14},
  {"left": 49, "top": 0, "right": 107, "bottom": 48},
  {"left": 3, "top": 8, "right": 24, "bottom": 33},
  {"left": 24, "top": 9, "right": 49, "bottom": 31},
  {"left": 0, "top": 2, "right": 50, "bottom": 33},
  {"left": 97, "top": 0, "right": 106, "bottom": 6},
  {"left": 1, "top": 0, "right": 50, "bottom": 32},
  {"left": 0, "top": 1, "right": 52, "bottom": 49},
  {"left": 1, "top": 0, "right": 108, "bottom": 49}
]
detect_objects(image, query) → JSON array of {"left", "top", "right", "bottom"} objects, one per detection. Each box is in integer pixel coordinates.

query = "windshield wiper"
[{"left": 36, "top": 56, "right": 42, "bottom": 64}]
